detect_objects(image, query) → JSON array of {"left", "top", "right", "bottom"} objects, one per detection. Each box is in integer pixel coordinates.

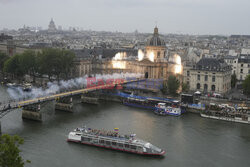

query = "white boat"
[
  {"left": 154, "top": 102, "right": 182, "bottom": 116},
  {"left": 67, "top": 126, "right": 166, "bottom": 156}
]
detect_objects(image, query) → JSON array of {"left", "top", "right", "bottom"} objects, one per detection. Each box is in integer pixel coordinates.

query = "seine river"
[{"left": 0, "top": 86, "right": 250, "bottom": 167}]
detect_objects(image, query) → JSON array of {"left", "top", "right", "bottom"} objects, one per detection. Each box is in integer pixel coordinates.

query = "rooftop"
[
  {"left": 193, "top": 58, "right": 231, "bottom": 72},
  {"left": 146, "top": 27, "right": 165, "bottom": 47}
]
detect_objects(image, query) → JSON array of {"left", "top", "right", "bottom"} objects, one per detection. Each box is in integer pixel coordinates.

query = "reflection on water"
[{"left": 0, "top": 86, "right": 250, "bottom": 167}]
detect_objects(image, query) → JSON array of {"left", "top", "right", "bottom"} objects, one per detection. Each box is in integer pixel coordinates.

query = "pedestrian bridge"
[{"left": 0, "top": 78, "right": 147, "bottom": 118}]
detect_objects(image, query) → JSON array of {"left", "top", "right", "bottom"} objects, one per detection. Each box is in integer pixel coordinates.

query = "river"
[{"left": 0, "top": 86, "right": 250, "bottom": 167}]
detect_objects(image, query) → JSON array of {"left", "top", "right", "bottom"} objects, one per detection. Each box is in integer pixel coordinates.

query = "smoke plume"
[{"left": 7, "top": 73, "right": 143, "bottom": 100}]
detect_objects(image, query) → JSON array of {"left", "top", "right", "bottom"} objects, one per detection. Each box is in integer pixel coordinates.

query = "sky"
[{"left": 0, "top": 0, "right": 250, "bottom": 35}]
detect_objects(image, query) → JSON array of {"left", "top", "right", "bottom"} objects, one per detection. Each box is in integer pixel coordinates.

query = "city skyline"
[{"left": 0, "top": 0, "right": 250, "bottom": 35}]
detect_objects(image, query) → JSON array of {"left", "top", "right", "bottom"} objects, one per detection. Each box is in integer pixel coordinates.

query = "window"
[
  {"left": 197, "top": 75, "right": 200, "bottom": 80},
  {"left": 212, "top": 76, "right": 216, "bottom": 82},
  {"left": 130, "top": 145, "right": 137, "bottom": 150},
  {"left": 86, "top": 137, "right": 91, "bottom": 141},
  {"left": 157, "top": 51, "right": 160, "bottom": 58},
  {"left": 118, "top": 143, "right": 124, "bottom": 147},
  {"left": 106, "top": 141, "right": 111, "bottom": 145},
  {"left": 248, "top": 64, "right": 250, "bottom": 68},
  {"left": 205, "top": 75, "right": 208, "bottom": 81},
  {"left": 211, "top": 85, "right": 215, "bottom": 91},
  {"left": 99, "top": 140, "right": 104, "bottom": 144},
  {"left": 240, "top": 69, "right": 243, "bottom": 73},
  {"left": 124, "top": 144, "right": 129, "bottom": 148},
  {"left": 187, "top": 71, "right": 190, "bottom": 76},
  {"left": 204, "top": 84, "right": 208, "bottom": 91},
  {"left": 197, "top": 83, "right": 200, "bottom": 89},
  {"left": 112, "top": 141, "right": 117, "bottom": 146},
  {"left": 241, "top": 64, "right": 243, "bottom": 67}
]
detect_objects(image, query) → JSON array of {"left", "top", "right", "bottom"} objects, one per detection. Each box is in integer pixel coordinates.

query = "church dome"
[{"left": 146, "top": 27, "right": 165, "bottom": 47}]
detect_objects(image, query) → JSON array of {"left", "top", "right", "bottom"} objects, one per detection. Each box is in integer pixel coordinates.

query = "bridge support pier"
[
  {"left": 22, "top": 104, "right": 42, "bottom": 121},
  {"left": 55, "top": 97, "right": 73, "bottom": 112},
  {"left": 22, "top": 101, "right": 55, "bottom": 121},
  {"left": 81, "top": 95, "right": 99, "bottom": 104}
]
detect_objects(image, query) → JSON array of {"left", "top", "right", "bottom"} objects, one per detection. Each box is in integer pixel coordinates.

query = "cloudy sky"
[{"left": 0, "top": 0, "right": 250, "bottom": 35}]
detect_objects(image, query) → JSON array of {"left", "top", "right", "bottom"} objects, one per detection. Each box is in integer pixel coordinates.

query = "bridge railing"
[{"left": 0, "top": 78, "right": 144, "bottom": 114}]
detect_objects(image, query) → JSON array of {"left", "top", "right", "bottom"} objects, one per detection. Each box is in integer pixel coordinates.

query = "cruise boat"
[
  {"left": 67, "top": 126, "right": 165, "bottom": 156},
  {"left": 201, "top": 103, "right": 250, "bottom": 124},
  {"left": 154, "top": 102, "right": 182, "bottom": 116}
]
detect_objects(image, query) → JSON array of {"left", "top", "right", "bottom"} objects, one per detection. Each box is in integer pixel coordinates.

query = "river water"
[{"left": 0, "top": 86, "right": 250, "bottom": 167}]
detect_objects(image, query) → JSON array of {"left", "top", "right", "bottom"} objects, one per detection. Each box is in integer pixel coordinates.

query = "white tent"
[{"left": 194, "top": 91, "right": 201, "bottom": 94}]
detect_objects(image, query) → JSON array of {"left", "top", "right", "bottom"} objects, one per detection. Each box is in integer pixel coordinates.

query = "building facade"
[
  {"left": 224, "top": 54, "right": 250, "bottom": 81},
  {"left": 237, "top": 54, "right": 250, "bottom": 81},
  {"left": 74, "top": 27, "right": 172, "bottom": 80},
  {"left": 189, "top": 58, "right": 231, "bottom": 94}
]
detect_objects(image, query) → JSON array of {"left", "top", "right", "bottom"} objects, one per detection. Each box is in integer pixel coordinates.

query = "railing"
[{"left": 0, "top": 79, "right": 142, "bottom": 118}]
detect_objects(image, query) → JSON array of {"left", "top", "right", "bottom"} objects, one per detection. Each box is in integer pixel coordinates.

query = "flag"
[{"left": 114, "top": 128, "right": 119, "bottom": 132}]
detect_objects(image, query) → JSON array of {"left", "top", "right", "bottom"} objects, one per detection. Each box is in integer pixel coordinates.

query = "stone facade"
[
  {"left": 189, "top": 58, "right": 231, "bottom": 94},
  {"left": 237, "top": 54, "right": 250, "bottom": 81},
  {"left": 74, "top": 27, "right": 171, "bottom": 80},
  {"left": 224, "top": 54, "right": 250, "bottom": 81}
]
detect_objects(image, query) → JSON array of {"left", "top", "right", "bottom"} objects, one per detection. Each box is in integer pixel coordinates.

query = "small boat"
[
  {"left": 154, "top": 102, "right": 182, "bottom": 116},
  {"left": 6, "top": 83, "right": 17, "bottom": 88},
  {"left": 22, "top": 83, "right": 32, "bottom": 92},
  {"left": 67, "top": 126, "right": 165, "bottom": 156}
]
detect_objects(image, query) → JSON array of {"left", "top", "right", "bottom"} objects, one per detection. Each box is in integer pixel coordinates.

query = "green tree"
[
  {"left": 0, "top": 52, "right": 8, "bottom": 80},
  {"left": 19, "top": 50, "right": 39, "bottom": 82},
  {"left": 161, "top": 81, "right": 167, "bottom": 94},
  {"left": 38, "top": 48, "right": 75, "bottom": 81},
  {"left": 167, "top": 75, "right": 180, "bottom": 95},
  {"left": 231, "top": 73, "right": 237, "bottom": 88},
  {"left": 0, "top": 134, "right": 30, "bottom": 167},
  {"left": 3, "top": 54, "right": 24, "bottom": 79},
  {"left": 38, "top": 48, "right": 61, "bottom": 81},
  {"left": 61, "top": 50, "right": 75, "bottom": 79},
  {"left": 242, "top": 74, "right": 250, "bottom": 95},
  {"left": 181, "top": 82, "right": 189, "bottom": 93},
  {"left": 0, "top": 52, "right": 8, "bottom": 72}
]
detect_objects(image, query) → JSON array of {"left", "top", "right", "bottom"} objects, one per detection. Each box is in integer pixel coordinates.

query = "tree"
[
  {"left": 38, "top": 48, "right": 61, "bottom": 81},
  {"left": 161, "top": 81, "right": 167, "bottom": 94},
  {"left": 231, "top": 73, "right": 237, "bottom": 88},
  {"left": 167, "top": 75, "right": 180, "bottom": 95},
  {"left": 181, "top": 82, "right": 189, "bottom": 93},
  {"left": 61, "top": 50, "right": 75, "bottom": 79},
  {"left": 242, "top": 74, "right": 250, "bottom": 95},
  {"left": 3, "top": 54, "right": 24, "bottom": 79},
  {"left": 38, "top": 48, "right": 75, "bottom": 81},
  {"left": 0, "top": 52, "right": 8, "bottom": 80},
  {"left": 0, "top": 134, "right": 30, "bottom": 167},
  {"left": 19, "top": 50, "right": 39, "bottom": 82},
  {"left": 0, "top": 52, "right": 8, "bottom": 73}
]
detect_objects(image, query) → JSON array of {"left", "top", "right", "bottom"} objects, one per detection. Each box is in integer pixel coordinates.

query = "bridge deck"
[{"left": 0, "top": 79, "right": 143, "bottom": 118}]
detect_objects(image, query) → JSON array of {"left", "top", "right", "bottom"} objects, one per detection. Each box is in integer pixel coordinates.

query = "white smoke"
[{"left": 7, "top": 73, "right": 143, "bottom": 100}]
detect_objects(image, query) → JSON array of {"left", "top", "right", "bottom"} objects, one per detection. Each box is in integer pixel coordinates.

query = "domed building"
[
  {"left": 129, "top": 26, "right": 169, "bottom": 79},
  {"left": 48, "top": 18, "right": 57, "bottom": 32},
  {"left": 145, "top": 26, "right": 166, "bottom": 62},
  {"left": 75, "top": 27, "right": 181, "bottom": 82}
]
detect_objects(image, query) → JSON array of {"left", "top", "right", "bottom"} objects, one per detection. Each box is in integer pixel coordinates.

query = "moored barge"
[{"left": 201, "top": 104, "right": 250, "bottom": 124}]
